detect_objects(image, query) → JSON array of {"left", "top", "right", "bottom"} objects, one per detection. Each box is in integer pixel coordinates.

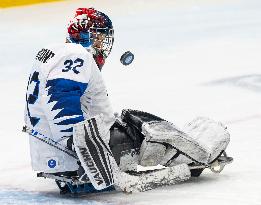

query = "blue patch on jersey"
[
  {"left": 60, "top": 127, "right": 73, "bottom": 133},
  {"left": 28, "top": 71, "right": 40, "bottom": 104},
  {"left": 47, "top": 159, "right": 56, "bottom": 168},
  {"left": 46, "top": 78, "right": 88, "bottom": 133},
  {"left": 26, "top": 71, "right": 41, "bottom": 127},
  {"left": 51, "top": 94, "right": 83, "bottom": 119},
  {"left": 30, "top": 117, "right": 40, "bottom": 127},
  {"left": 55, "top": 116, "right": 84, "bottom": 126}
]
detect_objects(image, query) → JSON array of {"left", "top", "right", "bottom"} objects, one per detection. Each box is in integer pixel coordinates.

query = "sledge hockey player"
[
  {"left": 24, "top": 7, "right": 116, "bottom": 187},
  {"left": 24, "top": 7, "right": 232, "bottom": 194}
]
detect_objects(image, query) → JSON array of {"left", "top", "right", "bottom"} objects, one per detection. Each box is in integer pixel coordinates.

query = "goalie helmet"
[{"left": 67, "top": 8, "right": 114, "bottom": 70}]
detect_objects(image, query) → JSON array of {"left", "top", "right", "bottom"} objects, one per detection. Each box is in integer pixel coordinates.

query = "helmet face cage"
[
  {"left": 67, "top": 8, "right": 114, "bottom": 59},
  {"left": 90, "top": 27, "right": 114, "bottom": 58}
]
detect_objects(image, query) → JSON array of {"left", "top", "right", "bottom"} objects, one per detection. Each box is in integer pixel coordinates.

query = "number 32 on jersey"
[{"left": 62, "top": 58, "right": 84, "bottom": 74}]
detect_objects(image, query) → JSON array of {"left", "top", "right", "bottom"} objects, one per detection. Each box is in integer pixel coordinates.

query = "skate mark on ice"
[{"left": 204, "top": 74, "right": 261, "bottom": 93}]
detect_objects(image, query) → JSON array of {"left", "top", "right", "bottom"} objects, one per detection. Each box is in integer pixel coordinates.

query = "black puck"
[{"left": 120, "top": 51, "right": 134, "bottom": 66}]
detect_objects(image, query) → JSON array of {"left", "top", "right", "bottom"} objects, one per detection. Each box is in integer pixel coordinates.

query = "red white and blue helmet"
[{"left": 67, "top": 8, "right": 114, "bottom": 69}]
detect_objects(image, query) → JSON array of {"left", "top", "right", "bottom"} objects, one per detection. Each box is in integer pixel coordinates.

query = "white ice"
[{"left": 0, "top": 0, "right": 261, "bottom": 204}]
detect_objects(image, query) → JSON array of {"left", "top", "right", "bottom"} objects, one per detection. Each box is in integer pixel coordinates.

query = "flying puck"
[{"left": 120, "top": 51, "right": 134, "bottom": 66}]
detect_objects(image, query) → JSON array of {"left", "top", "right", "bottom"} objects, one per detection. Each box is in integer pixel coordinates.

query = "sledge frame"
[{"left": 37, "top": 151, "right": 233, "bottom": 194}]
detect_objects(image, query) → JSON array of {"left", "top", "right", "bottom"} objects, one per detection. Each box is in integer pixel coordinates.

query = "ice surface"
[
  {"left": 0, "top": 189, "right": 114, "bottom": 205},
  {"left": 0, "top": 0, "right": 261, "bottom": 204}
]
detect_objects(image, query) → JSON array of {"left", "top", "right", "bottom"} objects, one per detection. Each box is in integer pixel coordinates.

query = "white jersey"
[{"left": 24, "top": 43, "right": 115, "bottom": 173}]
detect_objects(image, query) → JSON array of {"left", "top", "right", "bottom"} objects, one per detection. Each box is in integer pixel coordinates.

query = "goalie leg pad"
[
  {"left": 73, "top": 115, "right": 115, "bottom": 190},
  {"left": 183, "top": 117, "right": 230, "bottom": 163},
  {"left": 139, "top": 140, "right": 166, "bottom": 166},
  {"left": 116, "top": 163, "right": 191, "bottom": 193},
  {"left": 142, "top": 117, "right": 230, "bottom": 165}
]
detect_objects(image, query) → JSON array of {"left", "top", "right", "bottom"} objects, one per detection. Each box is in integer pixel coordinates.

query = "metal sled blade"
[
  {"left": 55, "top": 180, "right": 115, "bottom": 195},
  {"left": 37, "top": 172, "right": 114, "bottom": 195},
  {"left": 209, "top": 152, "right": 233, "bottom": 173},
  {"left": 37, "top": 172, "right": 84, "bottom": 185},
  {"left": 189, "top": 151, "right": 233, "bottom": 174}
]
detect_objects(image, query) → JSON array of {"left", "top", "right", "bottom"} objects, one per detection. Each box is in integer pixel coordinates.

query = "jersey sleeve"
[{"left": 42, "top": 45, "right": 92, "bottom": 142}]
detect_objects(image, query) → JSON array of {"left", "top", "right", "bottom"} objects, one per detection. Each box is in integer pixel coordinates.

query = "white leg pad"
[{"left": 142, "top": 117, "right": 230, "bottom": 165}]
